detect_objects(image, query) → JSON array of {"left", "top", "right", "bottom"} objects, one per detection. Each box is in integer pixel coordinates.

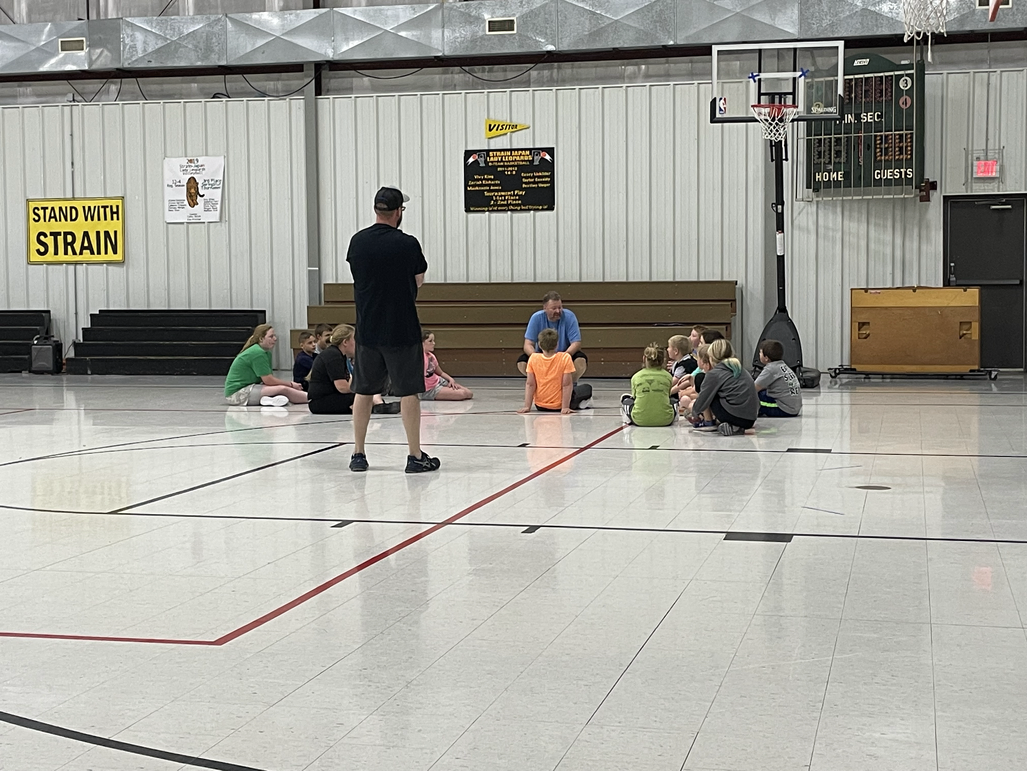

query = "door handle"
[{"left": 955, "top": 279, "right": 1022, "bottom": 286}]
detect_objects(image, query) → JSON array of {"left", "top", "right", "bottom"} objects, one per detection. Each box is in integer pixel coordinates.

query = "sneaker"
[
  {"left": 259, "top": 395, "right": 289, "bottom": 408},
  {"left": 405, "top": 452, "right": 441, "bottom": 473},
  {"left": 372, "top": 401, "right": 402, "bottom": 415},
  {"left": 690, "top": 420, "right": 717, "bottom": 430},
  {"left": 717, "top": 422, "right": 746, "bottom": 436},
  {"left": 349, "top": 453, "right": 369, "bottom": 472},
  {"left": 576, "top": 398, "right": 594, "bottom": 410}
]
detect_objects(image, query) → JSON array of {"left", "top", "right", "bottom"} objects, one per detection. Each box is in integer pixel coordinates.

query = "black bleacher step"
[
  {"left": 74, "top": 341, "right": 242, "bottom": 358},
  {"left": 90, "top": 310, "right": 266, "bottom": 328},
  {"left": 65, "top": 357, "right": 235, "bottom": 376},
  {"left": 0, "top": 342, "right": 33, "bottom": 357},
  {"left": 82, "top": 326, "right": 252, "bottom": 343},
  {"left": 0, "top": 355, "right": 31, "bottom": 373},
  {"left": 0, "top": 327, "right": 45, "bottom": 342},
  {"left": 0, "top": 311, "right": 50, "bottom": 334}
]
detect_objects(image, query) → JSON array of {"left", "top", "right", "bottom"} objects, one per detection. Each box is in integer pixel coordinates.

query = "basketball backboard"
[{"left": 710, "top": 41, "right": 845, "bottom": 125}]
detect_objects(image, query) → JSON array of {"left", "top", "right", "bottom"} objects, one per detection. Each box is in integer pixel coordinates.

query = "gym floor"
[{"left": 0, "top": 373, "right": 1025, "bottom": 771}]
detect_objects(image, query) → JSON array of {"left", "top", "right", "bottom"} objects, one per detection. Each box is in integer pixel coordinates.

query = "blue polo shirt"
[{"left": 524, "top": 309, "right": 582, "bottom": 352}]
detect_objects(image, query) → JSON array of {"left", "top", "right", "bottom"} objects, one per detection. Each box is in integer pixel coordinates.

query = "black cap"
[{"left": 374, "top": 186, "right": 410, "bottom": 211}]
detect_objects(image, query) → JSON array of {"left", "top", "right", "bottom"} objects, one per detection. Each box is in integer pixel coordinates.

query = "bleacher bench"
[{"left": 293, "top": 282, "right": 737, "bottom": 377}]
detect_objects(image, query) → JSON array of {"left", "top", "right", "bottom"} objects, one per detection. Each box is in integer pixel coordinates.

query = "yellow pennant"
[{"left": 485, "top": 119, "right": 529, "bottom": 139}]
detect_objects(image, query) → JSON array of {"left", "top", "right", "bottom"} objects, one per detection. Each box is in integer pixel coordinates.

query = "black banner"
[{"left": 464, "top": 147, "right": 555, "bottom": 212}]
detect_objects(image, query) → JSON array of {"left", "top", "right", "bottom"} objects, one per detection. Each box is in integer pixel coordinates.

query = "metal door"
[{"left": 944, "top": 195, "right": 1027, "bottom": 369}]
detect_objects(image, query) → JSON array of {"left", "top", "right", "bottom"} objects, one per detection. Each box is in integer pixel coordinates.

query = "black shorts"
[
  {"left": 308, "top": 392, "right": 355, "bottom": 415},
  {"left": 517, "top": 350, "right": 588, "bottom": 365},
  {"left": 352, "top": 342, "right": 424, "bottom": 397},
  {"left": 710, "top": 397, "right": 756, "bottom": 430}
]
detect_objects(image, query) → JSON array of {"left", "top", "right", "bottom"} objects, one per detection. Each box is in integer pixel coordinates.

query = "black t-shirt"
[
  {"left": 308, "top": 346, "right": 351, "bottom": 402},
  {"left": 346, "top": 223, "right": 428, "bottom": 347}
]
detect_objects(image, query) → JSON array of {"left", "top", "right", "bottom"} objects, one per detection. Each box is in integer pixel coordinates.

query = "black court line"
[
  {"left": 522, "top": 525, "right": 541, "bottom": 533},
  {"left": 787, "top": 447, "right": 833, "bottom": 454},
  {"left": 1, "top": 503, "right": 1023, "bottom": 545},
  {"left": 109, "top": 443, "right": 345, "bottom": 513},
  {"left": 0, "top": 417, "right": 356, "bottom": 470},
  {"left": 803, "top": 506, "right": 847, "bottom": 516},
  {"left": 724, "top": 531, "right": 794, "bottom": 542},
  {"left": 0, "top": 710, "right": 258, "bottom": 771},
  {"left": 332, "top": 520, "right": 353, "bottom": 528},
  {"left": 0, "top": 408, "right": 35, "bottom": 417}
]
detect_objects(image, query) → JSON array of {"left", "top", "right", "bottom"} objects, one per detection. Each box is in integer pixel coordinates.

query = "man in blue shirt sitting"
[{"left": 516, "top": 290, "right": 588, "bottom": 381}]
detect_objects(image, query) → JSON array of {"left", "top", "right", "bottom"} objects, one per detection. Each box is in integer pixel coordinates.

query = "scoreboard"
[{"left": 806, "top": 53, "right": 925, "bottom": 195}]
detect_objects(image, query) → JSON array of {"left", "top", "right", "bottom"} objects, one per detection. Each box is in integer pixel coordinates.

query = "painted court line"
[
  {"left": 0, "top": 710, "right": 257, "bottom": 771},
  {"left": 0, "top": 425, "right": 626, "bottom": 646}
]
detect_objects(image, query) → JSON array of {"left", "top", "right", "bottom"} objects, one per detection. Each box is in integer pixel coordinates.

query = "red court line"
[
  {"left": 0, "top": 425, "right": 625, "bottom": 646},
  {"left": 0, "top": 631, "right": 215, "bottom": 645}
]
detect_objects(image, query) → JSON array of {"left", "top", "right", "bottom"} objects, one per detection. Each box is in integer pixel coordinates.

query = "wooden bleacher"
[{"left": 294, "top": 282, "right": 737, "bottom": 377}]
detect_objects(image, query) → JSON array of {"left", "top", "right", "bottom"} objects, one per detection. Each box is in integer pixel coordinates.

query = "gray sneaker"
[{"left": 717, "top": 422, "right": 745, "bottom": 436}]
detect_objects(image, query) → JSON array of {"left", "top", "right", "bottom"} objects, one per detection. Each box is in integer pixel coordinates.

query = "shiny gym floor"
[{"left": 0, "top": 373, "right": 1025, "bottom": 772}]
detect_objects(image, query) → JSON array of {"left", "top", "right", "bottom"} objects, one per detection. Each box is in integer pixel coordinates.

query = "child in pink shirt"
[{"left": 420, "top": 331, "right": 473, "bottom": 401}]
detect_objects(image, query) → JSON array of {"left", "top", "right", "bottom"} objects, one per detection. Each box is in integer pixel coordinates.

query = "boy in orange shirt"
[{"left": 517, "top": 328, "right": 593, "bottom": 414}]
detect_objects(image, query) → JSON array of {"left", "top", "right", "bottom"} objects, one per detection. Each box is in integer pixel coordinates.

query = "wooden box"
[{"left": 850, "top": 287, "right": 980, "bottom": 373}]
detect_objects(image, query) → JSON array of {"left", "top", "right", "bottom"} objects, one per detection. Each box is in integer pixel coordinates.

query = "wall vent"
[
  {"left": 486, "top": 17, "right": 517, "bottom": 34},
  {"left": 59, "top": 38, "right": 87, "bottom": 53}
]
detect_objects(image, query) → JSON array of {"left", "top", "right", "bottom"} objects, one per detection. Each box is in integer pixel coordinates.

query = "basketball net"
[
  {"left": 902, "top": 0, "right": 947, "bottom": 61},
  {"left": 751, "top": 104, "right": 798, "bottom": 143}
]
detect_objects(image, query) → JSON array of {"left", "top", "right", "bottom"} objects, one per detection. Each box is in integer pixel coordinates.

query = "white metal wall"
[
  {"left": 0, "top": 98, "right": 308, "bottom": 368},
  {"left": 317, "top": 83, "right": 771, "bottom": 356},
  {"left": 787, "top": 68, "right": 1027, "bottom": 369},
  {"left": 1, "top": 69, "right": 1025, "bottom": 374}
]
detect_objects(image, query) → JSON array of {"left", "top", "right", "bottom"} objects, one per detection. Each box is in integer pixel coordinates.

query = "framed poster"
[
  {"left": 164, "top": 156, "right": 224, "bottom": 223},
  {"left": 464, "top": 148, "right": 554, "bottom": 212}
]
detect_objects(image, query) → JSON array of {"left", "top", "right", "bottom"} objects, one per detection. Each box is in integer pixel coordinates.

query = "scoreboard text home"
[{"left": 806, "top": 53, "right": 925, "bottom": 196}]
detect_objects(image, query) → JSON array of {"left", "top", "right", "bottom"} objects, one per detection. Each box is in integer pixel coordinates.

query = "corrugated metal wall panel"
[
  {"left": 0, "top": 98, "right": 307, "bottom": 368},
  {"left": 317, "top": 84, "right": 769, "bottom": 347},
  {"left": 787, "top": 68, "right": 1026, "bottom": 370}
]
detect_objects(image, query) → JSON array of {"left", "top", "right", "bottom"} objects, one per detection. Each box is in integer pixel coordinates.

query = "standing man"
[
  {"left": 516, "top": 291, "right": 588, "bottom": 381},
  {"left": 346, "top": 186, "right": 440, "bottom": 474}
]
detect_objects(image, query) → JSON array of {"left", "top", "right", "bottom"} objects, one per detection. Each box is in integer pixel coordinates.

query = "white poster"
[{"left": 164, "top": 156, "right": 224, "bottom": 223}]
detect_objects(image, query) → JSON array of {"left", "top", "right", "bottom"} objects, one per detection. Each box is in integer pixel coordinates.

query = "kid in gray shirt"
[{"left": 754, "top": 340, "right": 802, "bottom": 417}]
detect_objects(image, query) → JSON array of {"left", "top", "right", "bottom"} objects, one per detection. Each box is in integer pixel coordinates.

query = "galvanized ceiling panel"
[
  {"left": 121, "top": 15, "right": 226, "bottom": 68},
  {"left": 226, "top": 9, "right": 333, "bottom": 65},
  {"left": 87, "top": 18, "right": 122, "bottom": 69},
  {"left": 442, "top": 0, "right": 558, "bottom": 56},
  {"left": 678, "top": 0, "right": 800, "bottom": 45},
  {"left": 557, "top": 0, "right": 675, "bottom": 51},
  {"left": 0, "top": 21, "right": 89, "bottom": 74},
  {"left": 333, "top": 4, "right": 444, "bottom": 61}
]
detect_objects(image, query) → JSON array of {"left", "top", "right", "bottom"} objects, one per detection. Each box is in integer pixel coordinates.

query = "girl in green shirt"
[
  {"left": 620, "top": 343, "right": 676, "bottom": 427},
  {"left": 224, "top": 324, "right": 309, "bottom": 407}
]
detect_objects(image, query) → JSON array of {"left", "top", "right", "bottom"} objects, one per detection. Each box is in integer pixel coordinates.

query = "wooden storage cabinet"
[{"left": 850, "top": 287, "right": 980, "bottom": 373}]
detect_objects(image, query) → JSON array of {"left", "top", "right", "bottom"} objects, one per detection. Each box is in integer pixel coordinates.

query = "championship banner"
[
  {"left": 164, "top": 156, "right": 224, "bottom": 223},
  {"left": 27, "top": 197, "right": 124, "bottom": 264}
]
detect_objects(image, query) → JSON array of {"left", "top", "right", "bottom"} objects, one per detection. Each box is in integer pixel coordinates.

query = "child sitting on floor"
[
  {"left": 667, "top": 335, "right": 696, "bottom": 403},
  {"left": 754, "top": 339, "right": 802, "bottom": 417},
  {"left": 293, "top": 331, "right": 316, "bottom": 388},
  {"left": 517, "top": 328, "right": 592, "bottom": 414},
  {"left": 421, "top": 330, "right": 473, "bottom": 401},
  {"left": 679, "top": 343, "right": 712, "bottom": 418},
  {"left": 622, "top": 343, "right": 676, "bottom": 426},
  {"left": 686, "top": 339, "right": 759, "bottom": 435}
]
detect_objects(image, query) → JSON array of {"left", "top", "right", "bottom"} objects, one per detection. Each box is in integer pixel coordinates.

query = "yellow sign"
[
  {"left": 27, "top": 197, "right": 125, "bottom": 264},
  {"left": 485, "top": 119, "right": 529, "bottom": 139}
]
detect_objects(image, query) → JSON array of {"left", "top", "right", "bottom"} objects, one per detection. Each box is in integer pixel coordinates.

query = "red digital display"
[{"left": 975, "top": 159, "right": 999, "bottom": 178}]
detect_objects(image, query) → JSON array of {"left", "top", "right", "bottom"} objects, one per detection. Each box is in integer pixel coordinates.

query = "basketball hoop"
[
  {"left": 751, "top": 104, "right": 798, "bottom": 143},
  {"left": 902, "top": 0, "right": 947, "bottom": 45}
]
